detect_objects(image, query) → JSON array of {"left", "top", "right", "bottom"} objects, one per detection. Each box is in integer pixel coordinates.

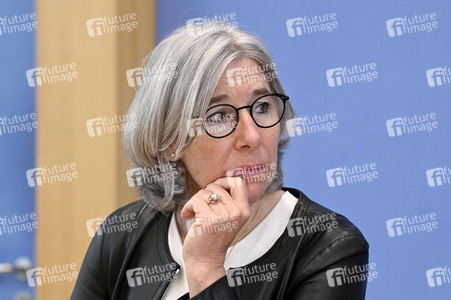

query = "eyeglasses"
[{"left": 200, "top": 93, "right": 289, "bottom": 138}]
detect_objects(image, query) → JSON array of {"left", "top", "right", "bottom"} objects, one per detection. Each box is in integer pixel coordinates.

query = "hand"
[{"left": 180, "top": 177, "right": 250, "bottom": 296}]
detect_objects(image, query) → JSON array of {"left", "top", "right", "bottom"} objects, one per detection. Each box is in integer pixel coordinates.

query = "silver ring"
[{"left": 207, "top": 193, "right": 221, "bottom": 204}]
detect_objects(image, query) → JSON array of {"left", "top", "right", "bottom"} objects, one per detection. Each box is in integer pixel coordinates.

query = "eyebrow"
[{"left": 208, "top": 87, "right": 272, "bottom": 106}]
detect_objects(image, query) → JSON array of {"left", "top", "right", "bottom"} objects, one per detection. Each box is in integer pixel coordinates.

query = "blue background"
[
  {"left": 0, "top": 0, "right": 36, "bottom": 299},
  {"left": 156, "top": 0, "right": 450, "bottom": 299}
]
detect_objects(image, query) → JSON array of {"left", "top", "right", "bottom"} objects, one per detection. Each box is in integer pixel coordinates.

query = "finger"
[
  {"left": 197, "top": 186, "right": 233, "bottom": 218},
  {"left": 211, "top": 178, "right": 250, "bottom": 221},
  {"left": 204, "top": 183, "right": 234, "bottom": 205},
  {"left": 212, "top": 177, "right": 248, "bottom": 207},
  {"left": 180, "top": 189, "right": 214, "bottom": 219}
]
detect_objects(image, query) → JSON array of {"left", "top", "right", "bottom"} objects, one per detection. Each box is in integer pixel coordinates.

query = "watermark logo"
[
  {"left": 126, "top": 64, "right": 178, "bottom": 88},
  {"left": 286, "top": 13, "right": 338, "bottom": 37},
  {"left": 287, "top": 213, "right": 338, "bottom": 237},
  {"left": 286, "top": 113, "right": 338, "bottom": 137},
  {"left": 386, "top": 113, "right": 438, "bottom": 137},
  {"left": 26, "top": 263, "right": 78, "bottom": 287},
  {"left": 0, "top": 213, "right": 37, "bottom": 236},
  {"left": 326, "top": 263, "right": 377, "bottom": 287},
  {"left": 26, "top": 63, "right": 79, "bottom": 87},
  {"left": 126, "top": 68, "right": 143, "bottom": 87},
  {"left": 86, "top": 113, "right": 137, "bottom": 137},
  {"left": 426, "top": 267, "right": 451, "bottom": 287},
  {"left": 86, "top": 218, "right": 104, "bottom": 237},
  {"left": 86, "top": 213, "right": 138, "bottom": 237},
  {"left": 186, "top": 213, "right": 238, "bottom": 237},
  {"left": 187, "top": 114, "right": 237, "bottom": 138},
  {"left": 426, "top": 67, "right": 451, "bottom": 87},
  {"left": 0, "top": 13, "right": 37, "bottom": 36},
  {"left": 326, "top": 163, "right": 378, "bottom": 187},
  {"left": 226, "top": 163, "right": 277, "bottom": 187},
  {"left": 126, "top": 263, "right": 178, "bottom": 287},
  {"left": 226, "top": 63, "right": 278, "bottom": 87},
  {"left": 86, "top": 13, "right": 138, "bottom": 37},
  {"left": 126, "top": 162, "right": 178, "bottom": 187},
  {"left": 386, "top": 212, "right": 438, "bottom": 237},
  {"left": 0, "top": 113, "right": 37, "bottom": 136},
  {"left": 26, "top": 163, "right": 78, "bottom": 187},
  {"left": 186, "top": 13, "right": 238, "bottom": 36},
  {"left": 326, "top": 63, "right": 378, "bottom": 87},
  {"left": 426, "top": 166, "right": 451, "bottom": 187},
  {"left": 187, "top": 117, "right": 205, "bottom": 137},
  {"left": 227, "top": 263, "right": 278, "bottom": 287},
  {"left": 386, "top": 13, "right": 438, "bottom": 37}
]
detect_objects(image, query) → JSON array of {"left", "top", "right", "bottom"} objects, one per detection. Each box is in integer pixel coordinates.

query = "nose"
[{"left": 233, "top": 109, "right": 262, "bottom": 150}]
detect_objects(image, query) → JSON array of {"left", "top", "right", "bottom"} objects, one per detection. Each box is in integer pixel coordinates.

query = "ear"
[{"left": 166, "top": 142, "right": 177, "bottom": 162}]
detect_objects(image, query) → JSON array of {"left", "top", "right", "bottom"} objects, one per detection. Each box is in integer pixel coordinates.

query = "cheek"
[
  {"left": 189, "top": 136, "right": 219, "bottom": 162},
  {"left": 182, "top": 137, "right": 223, "bottom": 182},
  {"left": 263, "top": 128, "right": 280, "bottom": 158}
]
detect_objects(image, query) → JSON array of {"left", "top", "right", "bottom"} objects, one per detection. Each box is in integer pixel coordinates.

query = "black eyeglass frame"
[{"left": 200, "top": 93, "right": 289, "bottom": 139}]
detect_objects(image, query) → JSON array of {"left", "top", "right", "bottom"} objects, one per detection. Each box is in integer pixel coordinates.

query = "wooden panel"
[{"left": 35, "top": 0, "right": 155, "bottom": 298}]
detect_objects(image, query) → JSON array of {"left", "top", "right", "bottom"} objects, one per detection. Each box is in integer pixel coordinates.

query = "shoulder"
[
  {"left": 282, "top": 187, "right": 369, "bottom": 261},
  {"left": 104, "top": 198, "right": 172, "bottom": 226},
  {"left": 73, "top": 200, "right": 170, "bottom": 298},
  {"left": 278, "top": 188, "right": 370, "bottom": 296},
  {"left": 105, "top": 199, "right": 150, "bottom": 220},
  {"left": 80, "top": 199, "right": 170, "bottom": 269},
  {"left": 98, "top": 199, "right": 168, "bottom": 244}
]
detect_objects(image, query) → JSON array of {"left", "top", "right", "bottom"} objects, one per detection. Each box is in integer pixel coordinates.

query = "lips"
[{"left": 226, "top": 163, "right": 268, "bottom": 178}]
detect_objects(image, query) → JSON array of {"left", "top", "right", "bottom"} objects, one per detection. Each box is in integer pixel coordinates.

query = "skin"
[{"left": 169, "top": 57, "right": 285, "bottom": 297}]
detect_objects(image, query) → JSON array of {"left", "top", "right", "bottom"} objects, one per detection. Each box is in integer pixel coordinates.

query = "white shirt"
[{"left": 163, "top": 191, "right": 298, "bottom": 299}]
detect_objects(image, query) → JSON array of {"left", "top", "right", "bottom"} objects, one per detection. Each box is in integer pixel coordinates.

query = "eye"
[
  {"left": 205, "top": 110, "right": 228, "bottom": 124},
  {"left": 254, "top": 101, "right": 270, "bottom": 114}
]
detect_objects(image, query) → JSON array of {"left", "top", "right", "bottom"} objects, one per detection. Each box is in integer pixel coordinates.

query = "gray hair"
[{"left": 123, "top": 22, "right": 295, "bottom": 212}]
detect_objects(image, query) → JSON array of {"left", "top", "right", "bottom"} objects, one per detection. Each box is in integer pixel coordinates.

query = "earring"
[{"left": 170, "top": 153, "right": 175, "bottom": 158}]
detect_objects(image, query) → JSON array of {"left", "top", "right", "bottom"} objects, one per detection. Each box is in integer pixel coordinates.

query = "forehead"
[{"left": 213, "top": 58, "right": 271, "bottom": 98}]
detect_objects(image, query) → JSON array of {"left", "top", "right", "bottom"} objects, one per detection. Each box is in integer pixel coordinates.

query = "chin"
[{"left": 246, "top": 182, "right": 269, "bottom": 206}]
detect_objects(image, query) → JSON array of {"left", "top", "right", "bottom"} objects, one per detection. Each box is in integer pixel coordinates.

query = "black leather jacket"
[{"left": 71, "top": 188, "right": 369, "bottom": 299}]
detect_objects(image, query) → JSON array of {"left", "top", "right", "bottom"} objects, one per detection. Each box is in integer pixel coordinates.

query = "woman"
[{"left": 72, "top": 23, "right": 369, "bottom": 299}]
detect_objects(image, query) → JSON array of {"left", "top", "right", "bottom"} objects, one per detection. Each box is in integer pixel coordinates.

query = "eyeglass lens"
[{"left": 203, "top": 94, "right": 285, "bottom": 138}]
